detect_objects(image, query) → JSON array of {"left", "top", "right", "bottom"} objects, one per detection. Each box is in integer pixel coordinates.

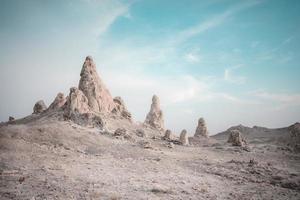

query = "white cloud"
[
  {"left": 184, "top": 52, "right": 201, "bottom": 63},
  {"left": 251, "top": 90, "right": 300, "bottom": 106},
  {"left": 224, "top": 65, "right": 246, "bottom": 84},
  {"left": 81, "top": 0, "right": 131, "bottom": 37},
  {"left": 173, "top": 0, "right": 262, "bottom": 44}
]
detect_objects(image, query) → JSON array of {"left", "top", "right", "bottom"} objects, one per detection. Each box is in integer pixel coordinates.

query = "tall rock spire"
[
  {"left": 78, "top": 56, "right": 115, "bottom": 113},
  {"left": 144, "top": 95, "right": 164, "bottom": 131},
  {"left": 194, "top": 117, "right": 208, "bottom": 137}
]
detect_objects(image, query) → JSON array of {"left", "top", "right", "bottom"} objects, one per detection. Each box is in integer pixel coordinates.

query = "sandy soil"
[{"left": 0, "top": 114, "right": 299, "bottom": 200}]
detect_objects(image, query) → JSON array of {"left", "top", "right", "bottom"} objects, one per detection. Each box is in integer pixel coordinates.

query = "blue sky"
[{"left": 0, "top": 0, "right": 300, "bottom": 134}]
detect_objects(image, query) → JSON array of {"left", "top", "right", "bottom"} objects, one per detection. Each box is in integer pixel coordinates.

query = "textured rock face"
[
  {"left": 112, "top": 96, "right": 132, "bottom": 121},
  {"left": 144, "top": 95, "right": 164, "bottom": 131},
  {"left": 194, "top": 118, "right": 208, "bottom": 137},
  {"left": 179, "top": 129, "right": 189, "bottom": 145},
  {"left": 33, "top": 100, "right": 47, "bottom": 114},
  {"left": 48, "top": 93, "right": 66, "bottom": 110},
  {"left": 288, "top": 123, "right": 300, "bottom": 152},
  {"left": 78, "top": 56, "right": 115, "bottom": 113},
  {"left": 227, "top": 130, "right": 247, "bottom": 147},
  {"left": 64, "top": 87, "right": 90, "bottom": 118},
  {"left": 163, "top": 129, "right": 172, "bottom": 141}
]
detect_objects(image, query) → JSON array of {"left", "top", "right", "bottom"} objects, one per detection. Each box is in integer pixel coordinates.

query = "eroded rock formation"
[
  {"left": 227, "top": 129, "right": 247, "bottom": 147},
  {"left": 48, "top": 93, "right": 66, "bottom": 111},
  {"left": 144, "top": 95, "right": 164, "bottom": 131},
  {"left": 33, "top": 100, "right": 47, "bottom": 114},
  {"left": 194, "top": 118, "right": 208, "bottom": 138},
  {"left": 78, "top": 56, "right": 115, "bottom": 113},
  {"left": 112, "top": 96, "right": 132, "bottom": 121},
  {"left": 163, "top": 129, "right": 173, "bottom": 141},
  {"left": 64, "top": 87, "right": 90, "bottom": 118},
  {"left": 179, "top": 129, "right": 189, "bottom": 145}
]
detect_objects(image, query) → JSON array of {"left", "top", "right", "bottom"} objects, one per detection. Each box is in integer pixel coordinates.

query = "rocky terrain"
[{"left": 0, "top": 56, "right": 299, "bottom": 200}]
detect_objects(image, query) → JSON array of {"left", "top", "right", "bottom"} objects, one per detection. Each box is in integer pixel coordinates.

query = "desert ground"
[{"left": 0, "top": 111, "right": 299, "bottom": 200}]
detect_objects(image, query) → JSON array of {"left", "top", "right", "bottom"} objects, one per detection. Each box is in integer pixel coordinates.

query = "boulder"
[
  {"left": 78, "top": 56, "right": 115, "bottom": 113},
  {"left": 144, "top": 95, "right": 164, "bottom": 131},
  {"left": 112, "top": 96, "right": 132, "bottom": 121},
  {"left": 33, "top": 100, "right": 47, "bottom": 114},
  {"left": 227, "top": 129, "right": 247, "bottom": 147},
  {"left": 48, "top": 93, "right": 66, "bottom": 110},
  {"left": 194, "top": 117, "right": 208, "bottom": 137},
  {"left": 136, "top": 129, "right": 146, "bottom": 137},
  {"left": 179, "top": 129, "right": 189, "bottom": 145}
]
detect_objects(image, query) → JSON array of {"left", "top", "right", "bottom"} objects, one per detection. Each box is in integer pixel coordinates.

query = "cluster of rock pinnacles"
[{"left": 30, "top": 56, "right": 245, "bottom": 146}]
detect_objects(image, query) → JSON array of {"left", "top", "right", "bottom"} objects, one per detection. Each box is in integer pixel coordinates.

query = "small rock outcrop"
[
  {"left": 64, "top": 87, "right": 90, "bottom": 118},
  {"left": 48, "top": 93, "right": 66, "bottom": 110},
  {"left": 33, "top": 100, "right": 47, "bottom": 114},
  {"left": 227, "top": 130, "right": 247, "bottom": 147},
  {"left": 114, "top": 128, "right": 132, "bottom": 140},
  {"left": 112, "top": 96, "right": 132, "bottom": 121},
  {"left": 144, "top": 95, "right": 164, "bottom": 131},
  {"left": 179, "top": 129, "right": 189, "bottom": 145},
  {"left": 136, "top": 129, "right": 146, "bottom": 137},
  {"left": 163, "top": 129, "right": 173, "bottom": 141},
  {"left": 194, "top": 118, "right": 208, "bottom": 137},
  {"left": 78, "top": 56, "right": 115, "bottom": 113},
  {"left": 8, "top": 116, "right": 15, "bottom": 122}
]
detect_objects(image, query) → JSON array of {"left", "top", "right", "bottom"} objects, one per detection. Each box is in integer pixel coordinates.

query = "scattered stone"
[
  {"left": 227, "top": 129, "right": 247, "bottom": 147},
  {"left": 8, "top": 116, "right": 15, "bottom": 122},
  {"left": 136, "top": 129, "right": 146, "bottom": 137},
  {"left": 194, "top": 117, "right": 208, "bottom": 138},
  {"left": 78, "top": 56, "right": 115, "bottom": 113},
  {"left": 179, "top": 129, "right": 189, "bottom": 145},
  {"left": 144, "top": 95, "right": 164, "bottom": 131},
  {"left": 114, "top": 128, "right": 127, "bottom": 136},
  {"left": 33, "top": 100, "right": 47, "bottom": 114},
  {"left": 64, "top": 87, "right": 90, "bottom": 118},
  {"left": 166, "top": 142, "right": 175, "bottom": 148},
  {"left": 112, "top": 96, "right": 132, "bottom": 121},
  {"left": 48, "top": 93, "right": 66, "bottom": 110},
  {"left": 140, "top": 141, "right": 152, "bottom": 149},
  {"left": 18, "top": 176, "right": 25, "bottom": 184},
  {"left": 150, "top": 186, "right": 172, "bottom": 194},
  {"left": 114, "top": 128, "right": 131, "bottom": 140},
  {"left": 163, "top": 129, "right": 172, "bottom": 141},
  {"left": 248, "top": 158, "right": 258, "bottom": 167}
]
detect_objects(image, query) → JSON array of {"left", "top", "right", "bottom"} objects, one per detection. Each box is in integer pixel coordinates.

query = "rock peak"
[
  {"left": 144, "top": 95, "right": 164, "bottom": 131},
  {"left": 78, "top": 56, "right": 115, "bottom": 113},
  {"left": 194, "top": 117, "right": 208, "bottom": 137}
]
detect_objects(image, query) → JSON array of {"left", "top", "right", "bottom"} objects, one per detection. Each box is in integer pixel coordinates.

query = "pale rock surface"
[
  {"left": 64, "top": 87, "right": 90, "bottom": 118},
  {"left": 78, "top": 56, "right": 115, "bottom": 113},
  {"left": 163, "top": 129, "right": 173, "bottom": 141},
  {"left": 180, "top": 129, "right": 189, "bottom": 145},
  {"left": 194, "top": 118, "right": 208, "bottom": 137},
  {"left": 112, "top": 96, "right": 132, "bottom": 121},
  {"left": 48, "top": 93, "right": 66, "bottom": 111},
  {"left": 227, "top": 129, "right": 247, "bottom": 147},
  {"left": 33, "top": 100, "right": 47, "bottom": 114},
  {"left": 144, "top": 95, "right": 164, "bottom": 131}
]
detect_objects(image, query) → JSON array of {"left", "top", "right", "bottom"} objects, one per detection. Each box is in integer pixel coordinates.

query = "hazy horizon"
[{"left": 0, "top": 0, "right": 300, "bottom": 134}]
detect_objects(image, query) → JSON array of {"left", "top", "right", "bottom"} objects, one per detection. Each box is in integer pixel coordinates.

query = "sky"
[{"left": 0, "top": 0, "right": 300, "bottom": 135}]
